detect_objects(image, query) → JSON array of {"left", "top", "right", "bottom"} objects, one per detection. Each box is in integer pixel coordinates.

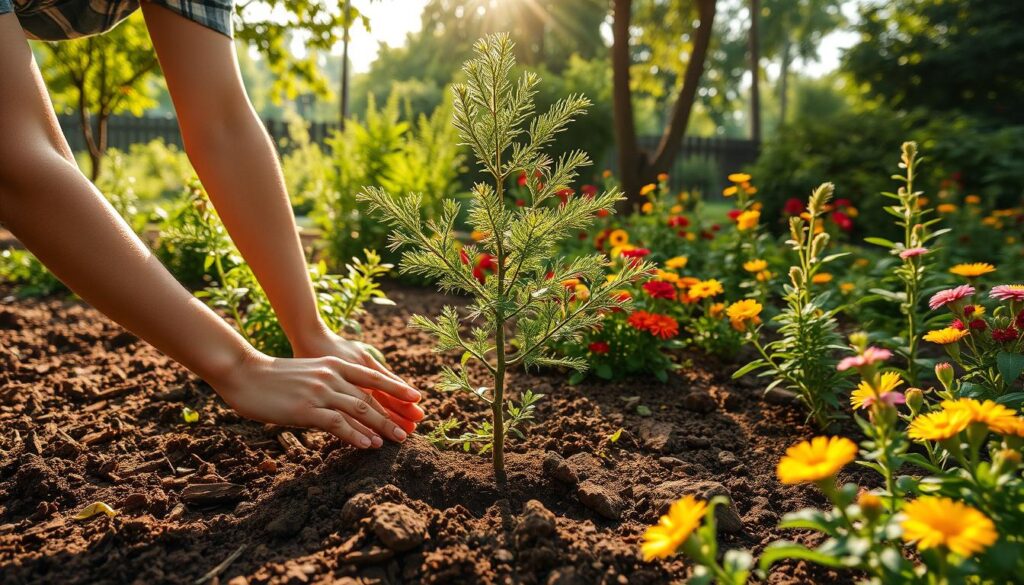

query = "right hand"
[{"left": 211, "top": 351, "right": 422, "bottom": 449}]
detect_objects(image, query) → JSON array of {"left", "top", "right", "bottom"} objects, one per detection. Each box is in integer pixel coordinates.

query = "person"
[{"left": 0, "top": 0, "right": 424, "bottom": 449}]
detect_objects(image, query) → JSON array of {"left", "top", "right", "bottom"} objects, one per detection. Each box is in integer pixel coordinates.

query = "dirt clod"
[
  {"left": 577, "top": 481, "right": 625, "bottom": 521},
  {"left": 370, "top": 502, "right": 428, "bottom": 552}
]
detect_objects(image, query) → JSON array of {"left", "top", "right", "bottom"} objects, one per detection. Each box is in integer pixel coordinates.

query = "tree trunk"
[
  {"left": 778, "top": 40, "right": 792, "bottom": 129},
  {"left": 340, "top": 0, "right": 352, "bottom": 129},
  {"left": 78, "top": 89, "right": 103, "bottom": 182},
  {"left": 748, "top": 0, "right": 762, "bottom": 143},
  {"left": 611, "top": 0, "right": 717, "bottom": 205},
  {"left": 611, "top": 0, "right": 642, "bottom": 202}
]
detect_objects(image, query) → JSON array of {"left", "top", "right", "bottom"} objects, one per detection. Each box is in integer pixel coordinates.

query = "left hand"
[{"left": 293, "top": 327, "right": 425, "bottom": 434}]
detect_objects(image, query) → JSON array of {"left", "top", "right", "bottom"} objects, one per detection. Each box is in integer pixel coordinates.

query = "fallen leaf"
[
  {"left": 182, "top": 407, "right": 199, "bottom": 423},
  {"left": 75, "top": 501, "right": 117, "bottom": 520}
]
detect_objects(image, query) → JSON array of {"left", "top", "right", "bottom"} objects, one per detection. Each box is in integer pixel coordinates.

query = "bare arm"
[
  {"left": 0, "top": 12, "right": 416, "bottom": 447},
  {"left": 140, "top": 4, "right": 424, "bottom": 427}
]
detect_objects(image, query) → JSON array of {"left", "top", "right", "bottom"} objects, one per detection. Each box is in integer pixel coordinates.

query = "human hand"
[
  {"left": 211, "top": 350, "right": 421, "bottom": 448},
  {"left": 292, "top": 327, "right": 425, "bottom": 434}
]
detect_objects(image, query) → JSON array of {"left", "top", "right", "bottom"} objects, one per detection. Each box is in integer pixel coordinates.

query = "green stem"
[{"left": 214, "top": 254, "right": 252, "bottom": 346}]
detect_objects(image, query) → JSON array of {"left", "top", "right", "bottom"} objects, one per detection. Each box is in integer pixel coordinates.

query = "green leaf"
[
  {"left": 608, "top": 428, "right": 623, "bottom": 443},
  {"left": 568, "top": 371, "right": 586, "bottom": 385},
  {"left": 596, "top": 364, "right": 613, "bottom": 380},
  {"left": 182, "top": 407, "right": 199, "bottom": 424},
  {"left": 758, "top": 541, "right": 850, "bottom": 572},
  {"left": 636, "top": 404, "right": 652, "bottom": 416},
  {"left": 864, "top": 237, "right": 896, "bottom": 249},
  {"left": 997, "top": 351, "right": 1024, "bottom": 383},
  {"left": 732, "top": 360, "right": 765, "bottom": 378}
]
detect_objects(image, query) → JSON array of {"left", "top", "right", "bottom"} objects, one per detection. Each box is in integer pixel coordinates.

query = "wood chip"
[
  {"left": 124, "top": 459, "right": 166, "bottom": 476},
  {"left": 181, "top": 482, "right": 245, "bottom": 505},
  {"left": 277, "top": 432, "right": 306, "bottom": 459},
  {"left": 339, "top": 546, "right": 394, "bottom": 566},
  {"left": 90, "top": 383, "right": 141, "bottom": 401}
]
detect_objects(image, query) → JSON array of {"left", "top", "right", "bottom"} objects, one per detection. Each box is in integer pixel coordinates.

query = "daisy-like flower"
[
  {"left": 642, "top": 280, "right": 677, "bottom": 300},
  {"left": 937, "top": 203, "right": 958, "bottom": 214},
  {"left": 776, "top": 436, "right": 858, "bottom": 485},
  {"left": 647, "top": 314, "right": 680, "bottom": 339},
  {"left": 811, "top": 272, "right": 834, "bottom": 284},
  {"left": 743, "top": 259, "right": 768, "bottom": 273},
  {"left": 735, "top": 210, "right": 760, "bottom": 231},
  {"left": 928, "top": 285, "right": 975, "bottom": 311},
  {"left": 949, "top": 262, "right": 996, "bottom": 278},
  {"left": 901, "top": 497, "right": 997, "bottom": 557},
  {"left": 608, "top": 229, "right": 629, "bottom": 247},
  {"left": 620, "top": 247, "right": 650, "bottom": 259},
  {"left": 726, "top": 299, "right": 762, "bottom": 332},
  {"left": 941, "top": 398, "right": 1019, "bottom": 434},
  {"left": 923, "top": 327, "right": 970, "bottom": 345},
  {"left": 665, "top": 256, "right": 688, "bottom": 270},
  {"left": 837, "top": 347, "right": 892, "bottom": 372},
  {"left": 640, "top": 495, "right": 707, "bottom": 561},
  {"left": 899, "top": 247, "right": 928, "bottom": 259},
  {"left": 688, "top": 279, "right": 724, "bottom": 300},
  {"left": 728, "top": 173, "right": 752, "bottom": 183},
  {"left": 850, "top": 371, "right": 905, "bottom": 410},
  {"left": 708, "top": 302, "right": 726, "bottom": 319},
  {"left": 992, "top": 326, "right": 1020, "bottom": 343},
  {"left": 990, "top": 284, "right": 1024, "bottom": 302},
  {"left": 640, "top": 184, "right": 657, "bottom": 197},
  {"left": 908, "top": 409, "right": 970, "bottom": 441}
]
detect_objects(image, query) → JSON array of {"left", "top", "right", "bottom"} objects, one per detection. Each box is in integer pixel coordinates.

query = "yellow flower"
[
  {"left": 736, "top": 210, "right": 760, "bottom": 231},
  {"left": 670, "top": 204, "right": 683, "bottom": 214},
  {"left": 743, "top": 259, "right": 767, "bottom": 273},
  {"left": 708, "top": 302, "right": 726, "bottom": 319},
  {"left": 608, "top": 229, "right": 629, "bottom": 247},
  {"left": 923, "top": 327, "right": 970, "bottom": 345},
  {"left": 937, "top": 203, "right": 958, "bottom": 214},
  {"left": 851, "top": 372, "right": 904, "bottom": 410},
  {"left": 655, "top": 270, "right": 680, "bottom": 283},
  {"left": 949, "top": 262, "right": 996, "bottom": 278},
  {"left": 561, "top": 278, "right": 581, "bottom": 288},
  {"left": 688, "top": 279, "right": 724, "bottom": 300},
  {"left": 470, "top": 230, "right": 488, "bottom": 241},
  {"left": 574, "top": 284, "right": 591, "bottom": 301},
  {"left": 752, "top": 201, "right": 763, "bottom": 211},
  {"left": 640, "top": 183, "right": 657, "bottom": 196},
  {"left": 908, "top": 409, "right": 970, "bottom": 441},
  {"left": 602, "top": 169, "right": 612, "bottom": 178},
  {"left": 756, "top": 270, "right": 773, "bottom": 282},
  {"left": 726, "top": 299, "right": 762, "bottom": 331},
  {"left": 840, "top": 282, "right": 855, "bottom": 294},
  {"left": 665, "top": 256, "right": 688, "bottom": 270},
  {"left": 965, "top": 194, "right": 981, "bottom": 205},
  {"left": 641, "top": 202, "right": 654, "bottom": 214},
  {"left": 901, "top": 497, "right": 997, "bottom": 557},
  {"left": 776, "top": 436, "right": 858, "bottom": 485},
  {"left": 728, "top": 172, "right": 752, "bottom": 183},
  {"left": 657, "top": 172, "right": 669, "bottom": 182},
  {"left": 854, "top": 258, "right": 870, "bottom": 268},
  {"left": 941, "top": 398, "right": 1018, "bottom": 434},
  {"left": 846, "top": 207, "right": 859, "bottom": 217},
  {"left": 640, "top": 495, "right": 707, "bottom": 561},
  {"left": 723, "top": 185, "right": 739, "bottom": 197},
  {"left": 811, "top": 272, "right": 833, "bottom": 284}
]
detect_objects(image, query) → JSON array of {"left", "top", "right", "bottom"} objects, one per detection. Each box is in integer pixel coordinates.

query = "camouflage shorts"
[{"left": 0, "top": 0, "right": 232, "bottom": 40}]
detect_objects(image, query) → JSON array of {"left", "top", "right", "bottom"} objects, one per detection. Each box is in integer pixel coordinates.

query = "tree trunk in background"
[
  {"left": 779, "top": 39, "right": 791, "bottom": 129},
  {"left": 611, "top": 0, "right": 717, "bottom": 205},
  {"left": 748, "top": 0, "right": 762, "bottom": 143},
  {"left": 340, "top": 0, "right": 352, "bottom": 129}
]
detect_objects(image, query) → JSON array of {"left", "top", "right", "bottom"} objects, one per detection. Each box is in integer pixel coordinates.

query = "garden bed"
[{"left": 0, "top": 285, "right": 852, "bottom": 584}]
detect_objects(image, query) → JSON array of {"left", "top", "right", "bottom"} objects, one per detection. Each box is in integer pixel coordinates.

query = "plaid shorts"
[{"left": 0, "top": 0, "right": 232, "bottom": 40}]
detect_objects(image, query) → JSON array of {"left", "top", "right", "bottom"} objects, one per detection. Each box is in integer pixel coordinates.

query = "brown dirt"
[{"left": 0, "top": 285, "right": 857, "bottom": 584}]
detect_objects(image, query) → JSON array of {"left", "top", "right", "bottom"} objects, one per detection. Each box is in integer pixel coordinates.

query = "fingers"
[
  {"left": 308, "top": 408, "right": 375, "bottom": 449},
  {"left": 327, "top": 357, "right": 421, "bottom": 403},
  {"left": 322, "top": 383, "right": 410, "bottom": 443},
  {"left": 374, "top": 390, "right": 426, "bottom": 423}
]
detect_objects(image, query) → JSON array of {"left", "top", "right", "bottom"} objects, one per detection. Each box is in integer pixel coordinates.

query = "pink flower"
[
  {"left": 837, "top": 346, "right": 892, "bottom": 371},
  {"left": 990, "top": 284, "right": 1024, "bottom": 302},
  {"left": 860, "top": 392, "right": 906, "bottom": 409},
  {"left": 899, "top": 247, "right": 928, "bottom": 259},
  {"left": 928, "top": 285, "right": 975, "bottom": 311}
]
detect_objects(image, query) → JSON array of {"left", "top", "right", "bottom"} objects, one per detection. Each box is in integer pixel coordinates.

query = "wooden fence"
[{"left": 58, "top": 115, "right": 759, "bottom": 195}]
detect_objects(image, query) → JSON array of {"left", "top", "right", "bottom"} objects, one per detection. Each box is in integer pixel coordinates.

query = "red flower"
[
  {"left": 993, "top": 327, "right": 1020, "bottom": 343},
  {"left": 1016, "top": 310, "right": 1024, "bottom": 330},
  {"left": 472, "top": 266, "right": 486, "bottom": 283},
  {"left": 515, "top": 199, "right": 526, "bottom": 207},
  {"left": 477, "top": 254, "right": 495, "bottom": 271},
  {"left": 627, "top": 310, "right": 654, "bottom": 331},
  {"left": 620, "top": 248, "right": 650, "bottom": 259},
  {"left": 727, "top": 209, "right": 743, "bottom": 221},
  {"left": 951, "top": 319, "right": 965, "bottom": 331},
  {"left": 642, "top": 280, "right": 677, "bottom": 300},
  {"left": 969, "top": 319, "right": 987, "bottom": 331},
  {"left": 964, "top": 305, "right": 976, "bottom": 317},
  {"left": 557, "top": 188, "right": 574, "bottom": 205},
  {"left": 711, "top": 223, "right": 721, "bottom": 232},
  {"left": 459, "top": 248, "right": 470, "bottom": 265},
  {"left": 588, "top": 341, "right": 610, "bottom": 354},
  {"left": 667, "top": 215, "right": 690, "bottom": 228},
  {"left": 581, "top": 184, "right": 598, "bottom": 198},
  {"left": 626, "top": 310, "right": 679, "bottom": 339},
  {"left": 700, "top": 230, "right": 715, "bottom": 240},
  {"left": 835, "top": 198, "right": 852, "bottom": 208},
  {"left": 596, "top": 209, "right": 610, "bottom": 218},
  {"left": 676, "top": 230, "right": 688, "bottom": 238},
  {"left": 831, "top": 210, "right": 853, "bottom": 231},
  {"left": 517, "top": 171, "right": 528, "bottom": 186},
  {"left": 784, "top": 198, "right": 804, "bottom": 216}
]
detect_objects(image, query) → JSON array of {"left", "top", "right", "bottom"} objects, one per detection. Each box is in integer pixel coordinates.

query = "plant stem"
[
  {"left": 214, "top": 254, "right": 252, "bottom": 346},
  {"left": 492, "top": 101, "right": 507, "bottom": 486}
]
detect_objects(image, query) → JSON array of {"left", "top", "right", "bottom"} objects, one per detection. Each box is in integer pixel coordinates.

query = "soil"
[{"left": 0, "top": 285, "right": 859, "bottom": 584}]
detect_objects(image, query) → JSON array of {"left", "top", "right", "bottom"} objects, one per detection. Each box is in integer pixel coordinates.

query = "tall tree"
[
  {"left": 748, "top": 0, "right": 761, "bottom": 142},
  {"left": 39, "top": 13, "right": 159, "bottom": 181},
  {"left": 611, "top": 0, "right": 717, "bottom": 201}
]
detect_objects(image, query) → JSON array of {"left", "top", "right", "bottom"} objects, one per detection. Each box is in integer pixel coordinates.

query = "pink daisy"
[
  {"left": 899, "top": 247, "right": 928, "bottom": 259},
  {"left": 928, "top": 285, "right": 975, "bottom": 311},
  {"left": 837, "top": 346, "right": 892, "bottom": 371},
  {"left": 990, "top": 284, "right": 1024, "bottom": 302}
]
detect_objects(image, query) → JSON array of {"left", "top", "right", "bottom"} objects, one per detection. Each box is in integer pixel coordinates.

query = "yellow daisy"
[
  {"left": 743, "top": 259, "right": 768, "bottom": 273},
  {"left": 949, "top": 263, "right": 996, "bottom": 278},
  {"left": 688, "top": 279, "right": 724, "bottom": 300},
  {"left": 776, "top": 436, "right": 858, "bottom": 485},
  {"left": 640, "top": 495, "right": 707, "bottom": 561},
  {"left": 923, "top": 327, "right": 970, "bottom": 345},
  {"left": 901, "top": 497, "right": 997, "bottom": 557},
  {"left": 665, "top": 256, "right": 688, "bottom": 270},
  {"left": 908, "top": 409, "right": 970, "bottom": 441},
  {"left": 850, "top": 372, "right": 904, "bottom": 410}
]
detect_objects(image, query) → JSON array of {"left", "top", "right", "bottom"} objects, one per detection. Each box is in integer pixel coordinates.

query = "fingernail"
[
  {"left": 409, "top": 389, "right": 422, "bottom": 401},
  {"left": 360, "top": 436, "right": 371, "bottom": 448},
  {"left": 371, "top": 435, "right": 383, "bottom": 448},
  {"left": 394, "top": 427, "right": 407, "bottom": 441}
]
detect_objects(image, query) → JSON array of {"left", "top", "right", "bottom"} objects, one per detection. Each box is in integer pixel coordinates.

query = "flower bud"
[
  {"left": 935, "top": 362, "right": 955, "bottom": 391},
  {"left": 858, "top": 492, "right": 884, "bottom": 522},
  {"left": 848, "top": 332, "right": 869, "bottom": 351},
  {"left": 905, "top": 387, "right": 924, "bottom": 413}
]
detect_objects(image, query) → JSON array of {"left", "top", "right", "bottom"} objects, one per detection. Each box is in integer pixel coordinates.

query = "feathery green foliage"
[{"left": 360, "top": 33, "right": 644, "bottom": 483}]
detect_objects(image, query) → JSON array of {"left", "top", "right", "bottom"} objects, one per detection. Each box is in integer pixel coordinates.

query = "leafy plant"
[
  {"left": 360, "top": 33, "right": 643, "bottom": 483},
  {"left": 0, "top": 249, "right": 66, "bottom": 298},
  {"left": 734, "top": 183, "right": 852, "bottom": 429}
]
